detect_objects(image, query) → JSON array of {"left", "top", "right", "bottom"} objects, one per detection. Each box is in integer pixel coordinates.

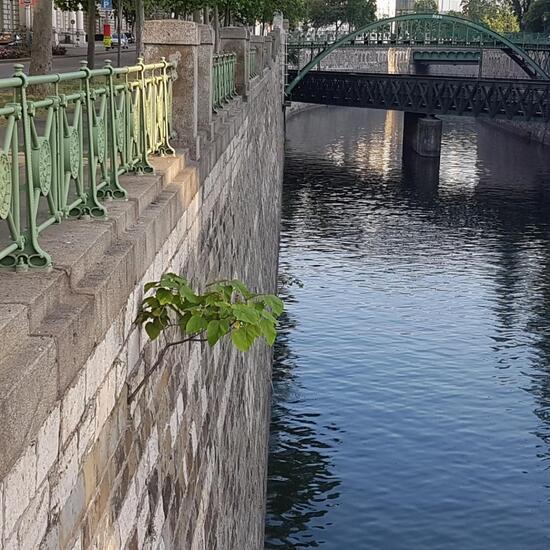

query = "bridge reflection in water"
[{"left": 265, "top": 107, "right": 550, "bottom": 549}]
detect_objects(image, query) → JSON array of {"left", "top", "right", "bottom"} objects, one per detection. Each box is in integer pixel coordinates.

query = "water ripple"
[{"left": 266, "top": 107, "right": 550, "bottom": 549}]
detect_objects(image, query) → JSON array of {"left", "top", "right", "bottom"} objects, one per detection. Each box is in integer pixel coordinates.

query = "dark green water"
[{"left": 265, "top": 107, "right": 550, "bottom": 549}]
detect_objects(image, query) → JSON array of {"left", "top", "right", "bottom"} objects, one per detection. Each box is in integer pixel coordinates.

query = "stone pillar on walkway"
[
  {"left": 264, "top": 35, "right": 273, "bottom": 67},
  {"left": 403, "top": 112, "right": 442, "bottom": 158},
  {"left": 198, "top": 24, "right": 214, "bottom": 138},
  {"left": 220, "top": 27, "right": 250, "bottom": 98},
  {"left": 269, "top": 30, "right": 281, "bottom": 60},
  {"left": 143, "top": 20, "right": 201, "bottom": 159},
  {"left": 250, "top": 36, "right": 265, "bottom": 74}
]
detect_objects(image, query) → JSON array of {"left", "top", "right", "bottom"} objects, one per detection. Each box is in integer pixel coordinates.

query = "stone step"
[
  {"left": 32, "top": 165, "right": 197, "bottom": 393},
  {"left": 0, "top": 333, "right": 57, "bottom": 480},
  {"left": 0, "top": 304, "right": 29, "bottom": 351},
  {"left": 0, "top": 154, "right": 187, "bottom": 348}
]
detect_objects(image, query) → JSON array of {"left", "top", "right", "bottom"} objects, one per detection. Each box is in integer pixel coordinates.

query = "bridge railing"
[
  {"left": 0, "top": 58, "right": 175, "bottom": 271},
  {"left": 288, "top": 31, "right": 550, "bottom": 50},
  {"left": 213, "top": 53, "right": 237, "bottom": 111}
]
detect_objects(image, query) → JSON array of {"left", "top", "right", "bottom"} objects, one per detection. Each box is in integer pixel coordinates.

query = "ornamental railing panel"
[
  {"left": 0, "top": 57, "right": 175, "bottom": 271},
  {"left": 212, "top": 53, "right": 237, "bottom": 111}
]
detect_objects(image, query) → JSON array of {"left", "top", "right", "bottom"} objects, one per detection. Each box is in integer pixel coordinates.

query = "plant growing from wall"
[{"left": 130, "top": 273, "right": 284, "bottom": 400}]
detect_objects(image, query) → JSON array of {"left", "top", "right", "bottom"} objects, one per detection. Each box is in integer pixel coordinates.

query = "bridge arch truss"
[{"left": 286, "top": 14, "right": 550, "bottom": 94}]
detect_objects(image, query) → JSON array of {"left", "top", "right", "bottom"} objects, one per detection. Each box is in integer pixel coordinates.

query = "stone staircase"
[{"left": 0, "top": 151, "right": 198, "bottom": 480}]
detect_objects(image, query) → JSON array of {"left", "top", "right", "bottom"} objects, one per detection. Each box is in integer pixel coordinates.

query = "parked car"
[
  {"left": 124, "top": 32, "right": 135, "bottom": 44},
  {"left": 106, "top": 34, "right": 129, "bottom": 50},
  {"left": 0, "top": 32, "right": 13, "bottom": 45}
]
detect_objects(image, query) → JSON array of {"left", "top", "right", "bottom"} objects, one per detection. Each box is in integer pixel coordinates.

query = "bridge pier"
[{"left": 403, "top": 113, "right": 442, "bottom": 158}]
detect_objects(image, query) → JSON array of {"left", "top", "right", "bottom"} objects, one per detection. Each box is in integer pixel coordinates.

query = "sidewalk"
[{"left": 0, "top": 43, "right": 136, "bottom": 64}]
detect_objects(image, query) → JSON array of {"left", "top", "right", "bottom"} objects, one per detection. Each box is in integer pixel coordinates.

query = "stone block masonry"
[{"left": 0, "top": 22, "right": 284, "bottom": 550}]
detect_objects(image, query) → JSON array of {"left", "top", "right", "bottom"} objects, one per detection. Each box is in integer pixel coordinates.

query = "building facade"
[{"left": 1, "top": 2, "right": 129, "bottom": 46}]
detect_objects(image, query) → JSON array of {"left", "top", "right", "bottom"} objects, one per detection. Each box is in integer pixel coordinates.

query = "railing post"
[
  {"left": 143, "top": 20, "right": 200, "bottom": 159},
  {"left": 250, "top": 36, "right": 265, "bottom": 76},
  {"left": 220, "top": 27, "right": 250, "bottom": 99},
  {"left": 198, "top": 24, "right": 214, "bottom": 138}
]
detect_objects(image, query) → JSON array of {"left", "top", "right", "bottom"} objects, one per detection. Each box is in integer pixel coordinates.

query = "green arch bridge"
[{"left": 286, "top": 14, "right": 550, "bottom": 124}]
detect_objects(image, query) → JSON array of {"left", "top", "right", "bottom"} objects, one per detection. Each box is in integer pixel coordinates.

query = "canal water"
[{"left": 265, "top": 107, "right": 550, "bottom": 549}]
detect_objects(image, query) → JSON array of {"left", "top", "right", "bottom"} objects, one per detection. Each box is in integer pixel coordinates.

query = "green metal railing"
[
  {"left": 212, "top": 53, "right": 237, "bottom": 111},
  {"left": 290, "top": 31, "right": 550, "bottom": 49},
  {"left": 249, "top": 49, "right": 258, "bottom": 78},
  {"left": 0, "top": 57, "right": 175, "bottom": 271},
  {"left": 505, "top": 32, "right": 550, "bottom": 47}
]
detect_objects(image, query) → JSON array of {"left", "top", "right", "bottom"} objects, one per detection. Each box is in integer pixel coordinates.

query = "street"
[{"left": 0, "top": 45, "right": 137, "bottom": 78}]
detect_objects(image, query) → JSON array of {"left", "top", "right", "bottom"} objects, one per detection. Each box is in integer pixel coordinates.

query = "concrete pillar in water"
[
  {"left": 143, "top": 20, "right": 201, "bottom": 159},
  {"left": 220, "top": 26, "right": 250, "bottom": 98},
  {"left": 403, "top": 112, "right": 443, "bottom": 158}
]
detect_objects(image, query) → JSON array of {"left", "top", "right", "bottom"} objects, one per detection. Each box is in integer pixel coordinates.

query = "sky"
[{"left": 376, "top": 0, "right": 462, "bottom": 19}]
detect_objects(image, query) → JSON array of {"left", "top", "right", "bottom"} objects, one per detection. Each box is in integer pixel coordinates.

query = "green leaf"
[
  {"left": 144, "top": 282, "right": 158, "bottom": 292},
  {"left": 231, "top": 326, "right": 254, "bottom": 352},
  {"left": 160, "top": 273, "right": 186, "bottom": 288},
  {"left": 232, "top": 303, "right": 261, "bottom": 325},
  {"left": 219, "top": 319, "right": 231, "bottom": 335},
  {"left": 259, "top": 318, "right": 277, "bottom": 346},
  {"left": 260, "top": 309, "right": 277, "bottom": 324},
  {"left": 262, "top": 295, "right": 284, "bottom": 317},
  {"left": 145, "top": 319, "right": 162, "bottom": 341},
  {"left": 179, "top": 284, "right": 199, "bottom": 304},
  {"left": 230, "top": 279, "right": 253, "bottom": 299},
  {"left": 156, "top": 288, "right": 173, "bottom": 305},
  {"left": 207, "top": 320, "right": 225, "bottom": 346},
  {"left": 143, "top": 296, "right": 160, "bottom": 308},
  {"left": 186, "top": 314, "right": 208, "bottom": 334},
  {"left": 178, "top": 313, "right": 192, "bottom": 336}
]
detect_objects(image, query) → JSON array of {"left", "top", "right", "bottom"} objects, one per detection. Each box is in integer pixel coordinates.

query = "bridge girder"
[{"left": 288, "top": 69, "right": 550, "bottom": 122}]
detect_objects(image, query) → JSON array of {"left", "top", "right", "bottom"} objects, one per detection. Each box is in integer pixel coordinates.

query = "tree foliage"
[
  {"left": 414, "top": 0, "right": 438, "bottom": 12},
  {"left": 524, "top": 0, "right": 550, "bottom": 30},
  {"left": 461, "top": 0, "right": 520, "bottom": 31},
  {"left": 305, "top": 0, "right": 376, "bottom": 34},
  {"left": 136, "top": 273, "right": 284, "bottom": 353}
]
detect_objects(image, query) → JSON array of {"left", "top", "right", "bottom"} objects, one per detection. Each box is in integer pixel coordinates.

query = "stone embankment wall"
[
  {"left": 0, "top": 21, "right": 284, "bottom": 550},
  {"left": 306, "top": 46, "right": 411, "bottom": 74},
  {"left": 308, "top": 45, "right": 530, "bottom": 78}
]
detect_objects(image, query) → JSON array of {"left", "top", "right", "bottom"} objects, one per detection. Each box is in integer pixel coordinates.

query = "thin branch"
[{"left": 127, "top": 334, "right": 207, "bottom": 402}]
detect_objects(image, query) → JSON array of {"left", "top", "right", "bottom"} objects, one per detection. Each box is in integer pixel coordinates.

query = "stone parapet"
[
  {"left": 220, "top": 26, "right": 250, "bottom": 98},
  {"left": 250, "top": 36, "right": 265, "bottom": 75},
  {"left": 198, "top": 24, "right": 214, "bottom": 138},
  {"left": 143, "top": 21, "right": 201, "bottom": 158}
]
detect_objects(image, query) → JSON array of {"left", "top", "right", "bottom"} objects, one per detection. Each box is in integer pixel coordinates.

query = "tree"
[
  {"left": 136, "top": 0, "right": 145, "bottom": 57},
  {"left": 483, "top": 4, "right": 520, "bottom": 29},
  {"left": 305, "top": 0, "right": 376, "bottom": 36},
  {"left": 346, "top": 0, "right": 377, "bottom": 29},
  {"left": 30, "top": 0, "right": 53, "bottom": 80},
  {"left": 524, "top": 0, "right": 550, "bottom": 30},
  {"left": 506, "top": 0, "right": 532, "bottom": 27},
  {"left": 55, "top": 0, "right": 98, "bottom": 68},
  {"left": 461, "top": 0, "right": 520, "bottom": 31},
  {"left": 414, "top": 0, "right": 439, "bottom": 12},
  {"left": 131, "top": 274, "right": 284, "bottom": 401}
]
